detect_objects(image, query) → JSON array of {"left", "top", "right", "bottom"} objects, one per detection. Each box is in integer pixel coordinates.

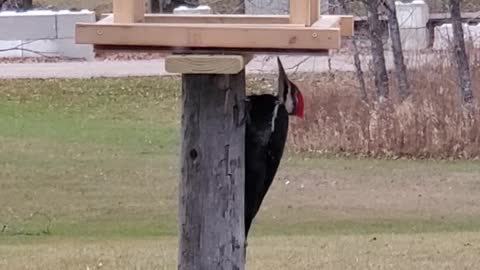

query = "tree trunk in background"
[
  {"left": 339, "top": 0, "right": 368, "bottom": 102},
  {"left": 328, "top": 0, "right": 339, "bottom": 14},
  {"left": 0, "top": 0, "right": 31, "bottom": 10},
  {"left": 365, "top": 0, "right": 389, "bottom": 100},
  {"left": 22, "top": 0, "right": 31, "bottom": 9},
  {"left": 151, "top": 0, "right": 160, "bottom": 12},
  {"left": 449, "top": 0, "right": 474, "bottom": 103},
  {"left": 385, "top": 0, "right": 410, "bottom": 100}
]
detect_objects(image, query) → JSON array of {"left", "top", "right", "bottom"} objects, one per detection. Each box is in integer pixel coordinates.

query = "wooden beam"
[
  {"left": 113, "top": 0, "right": 145, "bottom": 23},
  {"left": 93, "top": 45, "right": 330, "bottom": 56},
  {"left": 76, "top": 23, "right": 341, "bottom": 50},
  {"left": 312, "top": 15, "right": 354, "bottom": 37},
  {"left": 145, "top": 14, "right": 288, "bottom": 24},
  {"left": 339, "top": 16, "right": 354, "bottom": 37},
  {"left": 290, "top": 0, "right": 309, "bottom": 25},
  {"left": 290, "top": 0, "right": 319, "bottom": 26},
  {"left": 311, "top": 0, "right": 319, "bottom": 25},
  {"left": 166, "top": 55, "right": 247, "bottom": 74},
  {"left": 101, "top": 13, "right": 291, "bottom": 24},
  {"left": 179, "top": 71, "right": 246, "bottom": 270},
  {"left": 98, "top": 12, "right": 352, "bottom": 37},
  {"left": 127, "top": 23, "right": 305, "bottom": 28}
]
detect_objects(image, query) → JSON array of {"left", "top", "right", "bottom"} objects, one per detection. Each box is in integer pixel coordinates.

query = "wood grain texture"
[
  {"left": 76, "top": 23, "right": 341, "bottom": 50},
  {"left": 179, "top": 72, "right": 246, "bottom": 270},
  {"left": 166, "top": 55, "right": 246, "bottom": 74},
  {"left": 113, "top": 0, "right": 145, "bottom": 23},
  {"left": 290, "top": 0, "right": 309, "bottom": 25},
  {"left": 100, "top": 13, "right": 291, "bottom": 24},
  {"left": 311, "top": 0, "right": 320, "bottom": 25},
  {"left": 339, "top": 16, "right": 354, "bottom": 37},
  {"left": 289, "top": 0, "right": 318, "bottom": 26},
  {"left": 145, "top": 14, "right": 290, "bottom": 24}
]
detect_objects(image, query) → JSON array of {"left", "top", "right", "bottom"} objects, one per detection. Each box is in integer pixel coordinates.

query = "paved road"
[
  {"left": 0, "top": 55, "right": 357, "bottom": 79},
  {"left": 0, "top": 52, "right": 436, "bottom": 79}
]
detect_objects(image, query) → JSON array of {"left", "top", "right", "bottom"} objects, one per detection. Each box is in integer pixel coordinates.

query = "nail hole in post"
[{"left": 190, "top": 149, "right": 198, "bottom": 160}]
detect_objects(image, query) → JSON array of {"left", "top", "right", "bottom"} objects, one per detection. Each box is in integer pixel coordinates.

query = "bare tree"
[
  {"left": 364, "top": 0, "right": 389, "bottom": 100},
  {"left": 328, "top": 0, "right": 339, "bottom": 14},
  {"left": 22, "top": 0, "right": 31, "bottom": 9},
  {"left": 339, "top": 0, "right": 368, "bottom": 102},
  {"left": 1, "top": 0, "right": 20, "bottom": 10},
  {"left": 449, "top": 0, "right": 474, "bottom": 103},
  {"left": 384, "top": 0, "right": 410, "bottom": 100},
  {"left": 150, "top": 0, "right": 161, "bottom": 12}
]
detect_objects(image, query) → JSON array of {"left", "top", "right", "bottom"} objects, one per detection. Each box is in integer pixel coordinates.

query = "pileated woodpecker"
[{"left": 245, "top": 57, "right": 304, "bottom": 238}]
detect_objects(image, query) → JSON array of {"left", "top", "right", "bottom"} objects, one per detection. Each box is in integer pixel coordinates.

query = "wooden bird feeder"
[
  {"left": 75, "top": 1, "right": 352, "bottom": 269},
  {"left": 75, "top": 0, "right": 353, "bottom": 56}
]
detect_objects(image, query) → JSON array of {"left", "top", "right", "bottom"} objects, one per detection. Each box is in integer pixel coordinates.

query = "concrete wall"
[
  {"left": 434, "top": 23, "right": 480, "bottom": 50},
  {"left": 245, "top": 0, "right": 328, "bottom": 15},
  {"left": 394, "top": 0, "right": 430, "bottom": 50},
  {"left": 0, "top": 10, "right": 95, "bottom": 59}
]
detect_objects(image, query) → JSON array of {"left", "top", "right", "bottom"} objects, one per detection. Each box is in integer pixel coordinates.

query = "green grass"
[
  {"left": 0, "top": 78, "right": 179, "bottom": 149},
  {"left": 0, "top": 78, "right": 181, "bottom": 240},
  {"left": 2, "top": 77, "right": 480, "bottom": 269}
]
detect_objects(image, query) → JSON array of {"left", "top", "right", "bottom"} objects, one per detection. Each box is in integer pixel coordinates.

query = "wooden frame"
[{"left": 76, "top": 0, "right": 353, "bottom": 54}]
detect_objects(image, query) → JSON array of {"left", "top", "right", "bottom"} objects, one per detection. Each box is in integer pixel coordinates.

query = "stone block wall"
[{"left": 0, "top": 10, "right": 95, "bottom": 59}]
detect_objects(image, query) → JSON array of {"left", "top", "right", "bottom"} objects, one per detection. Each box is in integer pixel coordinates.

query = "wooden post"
[
  {"left": 178, "top": 57, "right": 246, "bottom": 270},
  {"left": 113, "top": 0, "right": 145, "bottom": 23},
  {"left": 311, "top": 0, "right": 319, "bottom": 23},
  {"left": 290, "top": 0, "right": 319, "bottom": 26}
]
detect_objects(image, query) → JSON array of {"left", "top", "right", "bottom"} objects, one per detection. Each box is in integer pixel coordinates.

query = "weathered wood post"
[{"left": 167, "top": 55, "right": 247, "bottom": 270}]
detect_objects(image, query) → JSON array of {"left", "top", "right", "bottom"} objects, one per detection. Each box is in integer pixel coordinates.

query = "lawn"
[{"left": 1, "top": 77, "right": 480, "bottom": 269}]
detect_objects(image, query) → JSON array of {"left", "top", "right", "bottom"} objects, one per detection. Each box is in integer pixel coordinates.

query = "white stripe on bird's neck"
[
  {"left": 271, "top": 102, "right": 280, "bottom": 132},
  {"left": 284, "top": 82, "right": 294, "bottom": 114}
]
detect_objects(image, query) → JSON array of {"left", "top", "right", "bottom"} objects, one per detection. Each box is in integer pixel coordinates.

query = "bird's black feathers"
[
  {"left": 244, "top": 94, "right": 289, "bottom": 237},
  {"left": 244, "top": 57, "right": 302, "bottom": 239}
]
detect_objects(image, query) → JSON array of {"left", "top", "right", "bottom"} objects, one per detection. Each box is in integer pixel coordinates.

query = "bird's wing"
[
  {"left": 244, "top": 97, "right": 289, "bottom": 236},
  {"left": 263, "top": 109, "right": 289, "bottom": 199}
]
